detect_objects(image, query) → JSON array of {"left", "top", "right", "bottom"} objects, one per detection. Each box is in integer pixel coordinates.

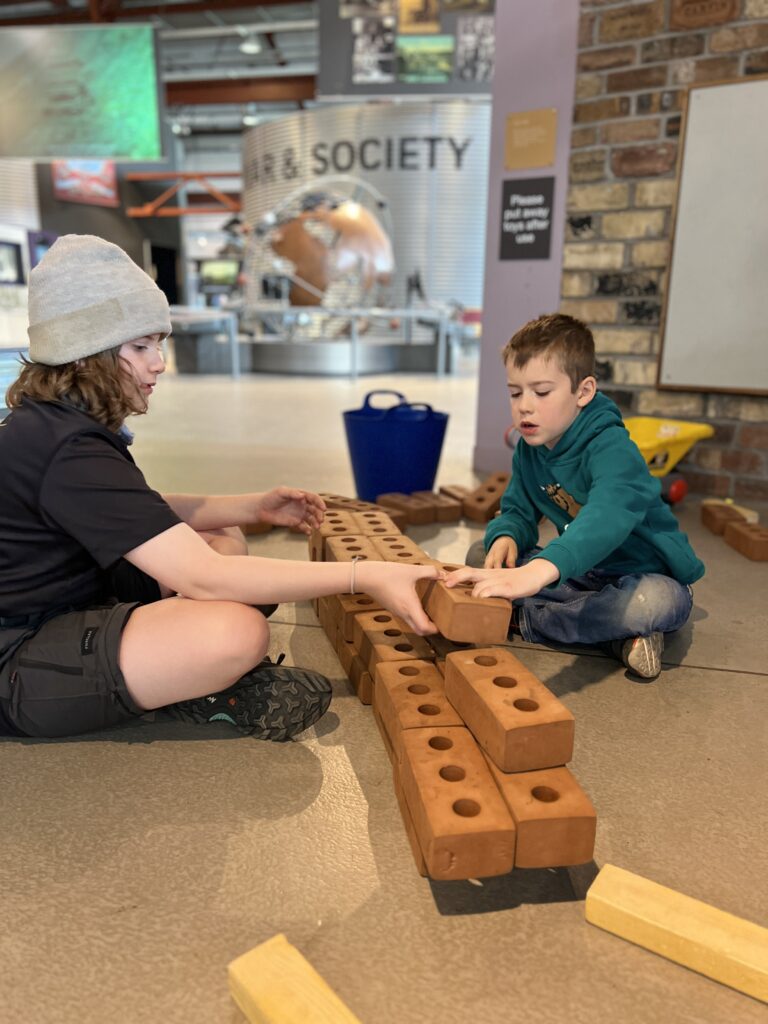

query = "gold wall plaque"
[{"left": 504, "top": 109, "right": 558, "bottom": 171}]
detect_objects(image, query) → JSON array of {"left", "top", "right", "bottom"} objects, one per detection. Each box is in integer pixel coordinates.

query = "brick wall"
[{"left": 563, "top": 0, "right": 768, "bottom": 500}]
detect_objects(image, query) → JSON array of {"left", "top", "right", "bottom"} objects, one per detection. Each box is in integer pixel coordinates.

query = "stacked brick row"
[
  {"left": 310, "top": 497, "right": 597, "bottom": 881},
  {"left": 565, "top": 0, "right": 768, "bottom": 499},
  {"left": 701, "top": 502, "right": 768, "bottom": 560}
]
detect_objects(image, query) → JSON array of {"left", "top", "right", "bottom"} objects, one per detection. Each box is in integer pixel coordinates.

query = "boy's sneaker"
[
  {"left": 612, "top": 632, "right": 664, "bottom": 681},
  {"left": 166, "top": 656, "right": 332, "bottom": 741}
]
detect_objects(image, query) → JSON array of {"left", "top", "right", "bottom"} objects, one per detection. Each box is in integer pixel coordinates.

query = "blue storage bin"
[{"left": 343, "top": 390, "right": 449, "bottom": 501}]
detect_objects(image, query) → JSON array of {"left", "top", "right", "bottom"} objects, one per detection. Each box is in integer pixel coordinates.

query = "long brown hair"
[{"left": 5, "top": 347, "right": 145, "bottom": 433}]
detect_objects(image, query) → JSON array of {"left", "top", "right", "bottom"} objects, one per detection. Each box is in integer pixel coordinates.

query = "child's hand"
[
  {"left": 254, "top": 488, "right": 326, "bottom": 533},
  {"left": 359, "top": 562, "right": 444, "bottom": 636},
  {"left": 445, "top": 559, "right": 559, "bottom": 600},
  {"left": 484, "top": 536, "right": 518, "bottom": 568}
]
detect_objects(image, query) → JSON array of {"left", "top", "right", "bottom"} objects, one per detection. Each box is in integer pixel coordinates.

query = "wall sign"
[
  {"left": 505, "top": 108, "right": 557, "bottom": 170},
  {"left": 499, "top": 177, "right": 554, "bottom": 260}
]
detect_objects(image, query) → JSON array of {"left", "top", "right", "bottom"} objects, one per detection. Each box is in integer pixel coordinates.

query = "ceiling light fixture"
[{"left": 239, "top": 32, "right": 262, "bottom": 55}]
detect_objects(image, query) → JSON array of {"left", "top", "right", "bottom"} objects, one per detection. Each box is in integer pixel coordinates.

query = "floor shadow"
[{"left": 428, "top": 860, "right": 600, "bottom": 916}]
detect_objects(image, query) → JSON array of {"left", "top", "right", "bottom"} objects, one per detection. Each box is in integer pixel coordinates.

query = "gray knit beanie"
[{"left": 27, "top": 234, "right": 172, "bottom": 366}]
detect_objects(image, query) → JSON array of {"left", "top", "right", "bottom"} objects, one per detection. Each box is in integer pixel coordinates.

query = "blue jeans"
[{"left": 465, "top": 541, "right": 693, "bottom": 646}]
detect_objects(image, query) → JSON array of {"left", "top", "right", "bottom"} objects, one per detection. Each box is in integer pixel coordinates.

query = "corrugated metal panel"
[
  {"left": 242, "top": 101, "right": 489, "bottom": 309},
  {"left": 0, "top": 160, "right": 40, "bottom": 231}
]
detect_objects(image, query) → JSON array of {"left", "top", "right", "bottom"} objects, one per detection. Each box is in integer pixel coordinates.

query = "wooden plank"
[
  {"left": 586, "top": 864, "right": 768, "bottom": 1003},
  {"left": 228, "top": 933, "right": 362, "bottom": 1023}
]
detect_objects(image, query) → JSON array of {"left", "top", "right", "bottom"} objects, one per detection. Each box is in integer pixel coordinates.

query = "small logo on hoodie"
[{"left": 543, "top": 483, "right": 582, "bottom": 518}]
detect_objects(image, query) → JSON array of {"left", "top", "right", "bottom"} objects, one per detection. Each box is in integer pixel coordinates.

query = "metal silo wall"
[{"left": 242, "top": 102, "right": 490, "bottom": 309}]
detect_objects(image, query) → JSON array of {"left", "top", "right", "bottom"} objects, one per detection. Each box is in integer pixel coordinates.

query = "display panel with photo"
[
  {"left": 52, "top": 159, "right": 120, "bottom": 207},
  {"left": 352, "top": 16, "right": 396, "bottom": 83},
  {"left": 397, "top": 35, "right": 455, "bottom": 83},
  {"left": 398, "top": 0, "right": 440, "bottom": 35},
  {"left": 456, "top": 15, "right": 494, "bottom": 82},
  {"left": 339, "top": 0, "right": 394, "bottom": 17}
]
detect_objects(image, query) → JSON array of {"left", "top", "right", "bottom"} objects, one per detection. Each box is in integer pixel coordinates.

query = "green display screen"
[{"left": 0, "top": 24, "right": 163, "bottom": 160}]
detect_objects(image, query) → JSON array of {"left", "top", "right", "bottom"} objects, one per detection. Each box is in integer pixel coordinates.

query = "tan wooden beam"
[{"left": 166, "top": 75, "right": 315, "bottom": 106}]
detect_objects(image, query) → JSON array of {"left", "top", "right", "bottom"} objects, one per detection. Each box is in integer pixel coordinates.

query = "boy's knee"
[{"left": 622, "top": 575, "right": 691, "bottom": 634}]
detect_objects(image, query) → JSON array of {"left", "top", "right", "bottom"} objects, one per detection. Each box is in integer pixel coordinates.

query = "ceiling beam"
[
  {"left": 166, "top": 74, "right": 315, "bottom": 106},
  {"left": 0, "top": 0, "right": 299, "bottom": 25}
]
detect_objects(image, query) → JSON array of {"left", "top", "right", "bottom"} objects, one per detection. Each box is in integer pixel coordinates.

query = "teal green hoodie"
[{"left": 485, "top": 392, "right": 705, "bottom": 585}]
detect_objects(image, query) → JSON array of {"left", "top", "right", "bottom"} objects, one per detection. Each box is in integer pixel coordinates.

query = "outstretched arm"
[
  {"left": 125, "top": 523, "right": 440, "bottom": 635},
  {"left": 444, "top": 558, "right": 559, "bottom": 601},
  {"left": 162, "top": 487, "right": 326, "bottom": 535}
]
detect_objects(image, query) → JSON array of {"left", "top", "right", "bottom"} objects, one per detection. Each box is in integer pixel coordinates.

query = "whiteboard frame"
[{"left": 657, "top": 75, "right": 768, "bottom": 397}]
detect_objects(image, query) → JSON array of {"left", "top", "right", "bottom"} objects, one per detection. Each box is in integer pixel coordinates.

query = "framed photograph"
[
  {"left": 398, "top": 0, "right": 440, "bottom": 35},
  {"left": 352, "top": 16, "right": 396, "bottom": 84},
  {"left": 52, "top": 159, "right": 119, "bottom": 207},
  {"left": 397, "top": 34, "right": 455, "bottom": 83},
  {"left": 456, "top": 15, "right": 494, "bottom": 82}
]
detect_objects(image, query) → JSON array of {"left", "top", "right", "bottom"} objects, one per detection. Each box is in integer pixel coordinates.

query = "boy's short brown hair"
[{"left": 502, "top": 313, "right": 595, "bottom": 391}]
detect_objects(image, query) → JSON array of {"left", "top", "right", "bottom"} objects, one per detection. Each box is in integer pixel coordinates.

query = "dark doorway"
[{"left": 151, "top": 245, "right": 179, "bottom": 305}]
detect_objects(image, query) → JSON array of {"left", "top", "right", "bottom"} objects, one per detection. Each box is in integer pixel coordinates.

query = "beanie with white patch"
[{"left": 27, "top": 234, "right": 172, "bottom": 366}]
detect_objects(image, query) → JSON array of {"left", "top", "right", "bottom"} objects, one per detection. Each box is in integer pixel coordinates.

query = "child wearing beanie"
[{"left": 0, "top": 235, "right": 439, "bottom": 741}]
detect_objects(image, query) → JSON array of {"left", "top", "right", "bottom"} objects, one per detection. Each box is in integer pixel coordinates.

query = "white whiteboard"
[{"left": 659, "top": 77, "right": 768, "bottom": 394}]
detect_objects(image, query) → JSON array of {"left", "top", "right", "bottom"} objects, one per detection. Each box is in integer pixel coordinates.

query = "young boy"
[{"left": 446, "top": 313, "right": 703, "bottom": 680}]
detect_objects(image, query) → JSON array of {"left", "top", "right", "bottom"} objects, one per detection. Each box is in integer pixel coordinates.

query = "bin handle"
[
  {"left": 386, "top": 402, "right": 434, "bottom": 420},
  {"left": 361, "top": 390, "right": 406, "bottom": 410}
]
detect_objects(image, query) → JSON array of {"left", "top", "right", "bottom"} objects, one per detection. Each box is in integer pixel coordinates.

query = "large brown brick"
[
  {"left": 444, "top": 649, "right": 575, "bottom": 773},
  {"left": 371, "top": 533, "right": 431, "bottom": 564},
  {"left": 635, "top": 180, "right": 677, "bottom": 207},
  {"left": 641, "top": 34, "right": 704, "bottom": 62},
  {"left": 593, "top": 327, "right": 653, "bottom": 354},
  {"left": 570, "top": 149, "right": 607, "bottom": 182},
  {"left": 746, "top": 0, "right": 768, "bottom": 16},
  {"left": 374, "top": 660, "right": 463, "bottom": 760},
  {"left": 612, "top": 143, "right": 677, "bottom": 177},
  {"left": 670, "top": 0, "right": 739, "bottom": 30},
  {"left": 599, "top": 2, "right": 664, "bottom": 42},
  {"left": 562, "top": 271, "right": 594, "bottom": 297},
  {"left": 572, "top": 126, "right": 598, "bottom": 148},
  {"left": 399, "top": 725, "right": 517, "bottom": 881},
  {"left": 710, "top": 23, "right": 768, "bottom": 52},
  {"left": 462, "top": 473, "right": 510, "bottom": 522},
  {"left": 574, "top": 96, "right": 631, "bottom": 123},
  {"left": 579, "top": 45, "right": 636, "bottom": 71},
  {"left": 738, "top": 424, "right": 768, "bottom": 450},
  {"left": 606, "top": 65, "right": 668, "bottom": 93},
  {"left": 601, "top": 118, "right": 660, "bottom": 144},
  {"left": 723, "top": 521, "right": 768, "bottom": 561},
  {"left": 567, "top": 182, "right": 630, "bottom": 211},
  {"left": 576, "top": 73, "right": 604, "bottom": 100},
  {"left": 602, "top": 209, "right": 665, "bottom": 239},
  {"left": 563, "top": 242, "right": 625, "bottom": 270}
]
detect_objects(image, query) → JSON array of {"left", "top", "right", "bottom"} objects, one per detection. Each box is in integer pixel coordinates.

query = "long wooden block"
[
  {"left": 444, "top": 648, "right": 575, "bottom": 772},
  {"left": 439, "top": 484, "right": 471, "bottom": 502},
  {"left": 723, "top": 521, "right": 768, "bottom": 561},
  {"left": 417, "top": 575, "right": 511, "bottom": 644},
  {"left": 586, "top": 864, "right": 768, "bottom": 1003},
  {"left": 228, "top": 933, "right": 362, "bottom": 1024},
  {"left": 371, "top": 534, "right": 432, "bottom": 564},
  {"left": 352, "top": 611, "right": 435, "bottom": 674},
  {"left": 399, "top": 725, "right": 516, "bottom": 880},
  {"left": 486, "top": 761, "right": 596, "bottom": 867},
  {"left": 411, "top": 490, "right": 462, "bottom": 522},
  {"left": 462, "top": 473, "right": 510, "bottom": 523},
  {"left": 375, "top": 492, "right": 436, "bottom": 525},
  {"left": 325, "top": 535, "right": 382, "bottom": 563},
  {"left": 319, "top": 493, "right": 408, "bottom": 530},
  {"left": 308, "top": 511, "right": 359, "bottom": 561},
  {"left": 393, "top": 773, "right": 429, "bottom": 877},
  {"left": 701, "top": 502, "right": 746, "bottom": 535},
  {"left": 336, "top": 592, "right": 383, "bottom": 641},
  {"left": 374, "top": 659, "right": 463, "bottom": 760}
]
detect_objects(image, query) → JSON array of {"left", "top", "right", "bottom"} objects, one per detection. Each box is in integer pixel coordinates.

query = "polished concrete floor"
[{"left": 1, "top": 367, "right": 766, "bottom": 1024}]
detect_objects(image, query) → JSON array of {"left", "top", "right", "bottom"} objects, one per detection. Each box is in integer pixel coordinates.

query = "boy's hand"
[
  {"left": 444, "top": 559, "right": 559, "bottom": 601},
  {"left": 254, "top": 488, "right": 326, "bottom": 533},
  {"left": 484, "top": 536, "right": 518, "bottom": 569}
]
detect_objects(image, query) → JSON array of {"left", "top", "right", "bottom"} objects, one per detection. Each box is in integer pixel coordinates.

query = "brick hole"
[
  {"left": 391, "top": 545, "right": 405, "bottom": 550},
  {"left": 383, "top": 629, "right": 402, "bottom": 637},
  {"left": 417, "top": 704, "right": 440, "bottom": 716},
  {"left": 408, "top": 684, "right": 430, "bottom": 695},
  {"left": 356, "top": 598, "right": 374, "bottom": 607},
  {"left": 493, "top": 676, "right": 517, "bottom": 688},
  {"left": 372, "top": 528, "right": 386, "bottom": 533},
  {"left": 429, "top": 736, "right": 453, "bottom": 750},
  {"left": 373, "top": 614, "right": 391, "bottom": 622},
  {"left": 514, "top": 698, "right": 539, "bottom": 712},
  {"left": 398, "top": 666, "right": 420, "bottom": 676},
  {"left": 474, "top": 655, "right": 497, "bottom": 667},
  {"left": 332, "top": 527, "right": 347, "bottom": 533},
  {"left": 346, "top": 546, "right": 363, "bottom": 552},
  {"left": 452, "top": 799, "right": 481, "bottom": 818},
  {"left": 397, "top": 553, "right": 411, "bottom": 558},
  {"left": 441, "top": 564, "right": 460, "bottom": 571},
  {"left": 395, "top": 643, "right": 414, "bottom": 653},
  {"left": 532, "top": 786, "right": 560, "bottom": 803},
  {"left": 440, "top": 765, "right": 465, "bottom": 782}
]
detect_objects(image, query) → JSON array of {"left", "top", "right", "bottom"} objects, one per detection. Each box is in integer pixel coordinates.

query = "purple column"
[{"left": 474, "top": 0, "right": 580, "bottom": 471}]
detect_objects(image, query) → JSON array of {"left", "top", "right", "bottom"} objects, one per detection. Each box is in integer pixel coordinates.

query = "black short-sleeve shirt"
[{"left": 0, "top": 398, "right": 181, "bottom": 617}]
